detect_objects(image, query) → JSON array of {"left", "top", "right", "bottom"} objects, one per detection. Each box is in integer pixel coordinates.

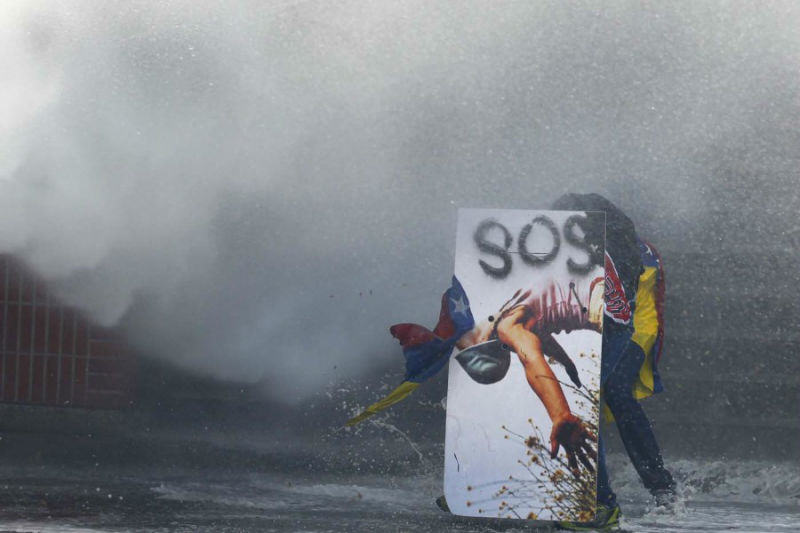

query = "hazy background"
[
  {"left": 1, "top": 0, "right": 799, "bottom": 420},
  {"left": 1, "top": 3, "right": 799, "bottom": 530}
]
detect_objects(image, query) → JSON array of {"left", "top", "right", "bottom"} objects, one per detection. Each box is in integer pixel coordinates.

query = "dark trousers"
[{"left": 596, "top": 333, "right": 674, "bottom": 507}]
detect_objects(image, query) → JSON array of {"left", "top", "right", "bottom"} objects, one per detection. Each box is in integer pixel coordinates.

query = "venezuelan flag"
[
  {"left": 631, "top": 238, "right": 665, "bottom": 399},
  {"left": 346, "top": 276, "right": 474, "bottom": 426},
  {"left": 602, "top": 238, "right": 666, "bottom": 420}
]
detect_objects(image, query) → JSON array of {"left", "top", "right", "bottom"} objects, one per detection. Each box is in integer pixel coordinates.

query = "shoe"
[
  {"left": 653, "top": 488, "right": 678, "bottom": 509},
  {"left": 435, "top": 495, "right": 450, "bottom": 513},
  {"left": 556, "top": 503, "right": 621, "bottom": 531}
]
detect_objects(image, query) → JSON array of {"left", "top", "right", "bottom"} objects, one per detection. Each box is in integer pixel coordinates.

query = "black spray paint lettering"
[
  {"left": 519, "top": 215, "right": 560, "bottom": 266},
  {"left": 473, "top": 214, "right": 603, "bottom": 279},
  {"left": 563, "top": 214, "right": 603, "bottom": 275},
  {"left": 473, "top": 219, "right": 513, "bottom": 279}
]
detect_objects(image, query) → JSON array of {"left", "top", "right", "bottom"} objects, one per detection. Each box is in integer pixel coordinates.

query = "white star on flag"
[{"left": 451, "top": 294, "right": 469, "bottom": 316}]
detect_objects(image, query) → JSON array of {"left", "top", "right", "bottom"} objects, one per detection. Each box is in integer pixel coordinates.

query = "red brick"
[
  {"left": 88, "top": 340, "right": 126, "bottom": 358},
  {"left": 58, "top": 356, "right": 74, "bottom": 405},
  {"left": 0, "top": 256, "right": 6, "bottom": 301},
  {"left": 89, "top": 325, "right": 123, "bottom": 341},
  {"left": 33, "top": 306, "right": 47, "bottom": 353},
  {"left": 17, "top": 354, "right": 31, "bottom": 402},
  {"left": 61, "top": 310, "right": 75, "bottom": 355},
  {"left": 20, "top": 273, "right": 33, "bottom": 303},
  {"left": 75, "top": 319, "right": 88, "bottom": 356},
  {"left": 31, "top": 355, "right": 45, "bottom": 403},
  {"left": 88, "top": 372, "right": 129, "bottom": 392},
  {"left": 88, "top": 358, "right": 124, "bottom": 374},
  {"left": 74, "top": 357, "right": 87, "bottom": 404},
  {"left": 6, "top": 263, "right": 20, "bottom": 302},
  {"left": 2, "top": 354, "right": 13, "bottom": 402},
  {"left": 47, "top": 307, "right": 62, "bottom": 354},
  {"left": 19, "top": 306, "right": 33, "bottom": 353},
  {"left": 45, "top": 355, "right": 59, "bottom": 403},
  {"left": 5, "top": 305, "right": 19, "bottom": 352}
]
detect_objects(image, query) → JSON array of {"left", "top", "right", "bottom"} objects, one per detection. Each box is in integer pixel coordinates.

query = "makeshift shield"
[{"left": 444, "top": 208, "right": 606, "bottom": 523}]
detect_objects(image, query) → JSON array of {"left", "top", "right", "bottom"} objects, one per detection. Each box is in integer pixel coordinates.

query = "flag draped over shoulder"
[
  {"left": 632, "top": 239, "right": 666, "bottom": 398},
  {"left": 346, "top": 276, "right": 474, "bottom": 427}
]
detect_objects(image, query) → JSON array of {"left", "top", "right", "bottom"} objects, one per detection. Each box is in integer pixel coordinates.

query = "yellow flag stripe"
[
  {"left": 345, "top": 381, "right": 421, "bottom": 427},
  {"left": 604, "top": 265, "right": 661, "bottom": 421},
  {"left": 631, "top": 265, "right": 660, "bottom": 400}
]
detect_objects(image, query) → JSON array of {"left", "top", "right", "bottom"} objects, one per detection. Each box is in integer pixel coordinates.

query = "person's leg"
[
  {"left": 604, "top": 340, "right": 675, "bottom": 495},
  {"left": 595, "top": 433, "right": 617, "bottom": 508}
]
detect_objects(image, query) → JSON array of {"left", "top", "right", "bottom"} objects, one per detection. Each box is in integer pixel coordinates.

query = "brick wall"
[{"left": 0, "top": 255, "right": 135, "bottom": 409}]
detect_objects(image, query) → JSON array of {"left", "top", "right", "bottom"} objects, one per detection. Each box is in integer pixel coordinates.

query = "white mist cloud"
[{"left": 1, "top": 1, "right": 799, "bottom": 400}]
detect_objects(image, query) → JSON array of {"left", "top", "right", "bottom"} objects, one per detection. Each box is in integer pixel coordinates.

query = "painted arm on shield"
[
  {"left": 495, "top": 305, "right": 596, "bottom": 474},
  {"left": 455, "top": 290, "right": 597, "bottom": 475}
]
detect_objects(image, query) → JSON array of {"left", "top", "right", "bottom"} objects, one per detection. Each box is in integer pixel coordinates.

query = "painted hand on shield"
[{"left": 549, "top": 412, "right": 597, "bottom": 476}]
